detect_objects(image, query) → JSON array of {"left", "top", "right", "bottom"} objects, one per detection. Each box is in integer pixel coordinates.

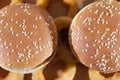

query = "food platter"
[{"left": 0, "top": 0, "right": 120, "bottom": 80}]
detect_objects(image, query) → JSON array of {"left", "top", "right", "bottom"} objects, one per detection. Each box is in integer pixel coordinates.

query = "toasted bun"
[
  {"left": 69, "top": 0, "right": 120, "bottom": 73},
  {"left": 0, "top": 3, "right": 57, "bottom": 73}
]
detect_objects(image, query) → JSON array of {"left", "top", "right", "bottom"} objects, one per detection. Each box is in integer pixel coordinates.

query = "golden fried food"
[
  {"left": 89, "top": 69, "right": 105, "bottom": 80},
  {"left": 31, "top": 55, "right": 76, "bottom": 80},
  {"left": 112, "top": 73, "right": 120, "bottom": 80},
  {"left": 11, "top": 0, "right": 23, "bottom": 5},
  {"left": 63, "top": 0, "right": 79, "bottom": 18},
  {"left": 57, "top": 63, "right": 76, "bottom": 80},
  {"left": 36, "top": 0, "right": 49, "bottom": 9},
  {"left": 32, "top": 67, "right": 45, "bottom": 80},
  {"left": 46, "top": 0, "right": 68, "bottom": 18},
  {"left": 55, "top": 16, "right": 72, "bottom": 31},
  {"left": 55, "top": 16, "right": 78, "bottom": 63},
  {"left": 4, "top": 73, "right": 24, "bottom": 80},
  {"left": 89, "top": 69, "right": 120, "bottom": 80}
]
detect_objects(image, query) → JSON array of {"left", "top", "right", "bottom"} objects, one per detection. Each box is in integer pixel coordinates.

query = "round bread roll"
[
  {"left": 0, "top": 3, "right": 58, "bottom": 73},
  {"left": 69, "top": 0, "right": 120, "bottom": 73}
]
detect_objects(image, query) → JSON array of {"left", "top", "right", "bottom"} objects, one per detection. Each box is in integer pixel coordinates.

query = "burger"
[
  {"left": 69, "top": 0, "right": 120, "bottom": 74},
  {"left": 0, "top": 3, "right": 58, "bottom": 74}
]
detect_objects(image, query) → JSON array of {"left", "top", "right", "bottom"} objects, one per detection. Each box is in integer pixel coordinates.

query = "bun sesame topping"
[
  {"left": 69, "top": 0, "right": 120, "bottom": 73},
  {"left": 0, "top": 3, "right": 57, "bottom": 73}
]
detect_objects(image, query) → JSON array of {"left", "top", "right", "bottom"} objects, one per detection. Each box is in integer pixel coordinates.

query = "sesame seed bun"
[
  {"left": 0, "top": 3, "right": 58, "bottom": 73},
  {"left": 69, "top": 0, "right": 120, "bottom": 73}
]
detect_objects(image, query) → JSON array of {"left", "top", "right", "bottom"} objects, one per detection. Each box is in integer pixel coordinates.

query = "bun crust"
[
  {"left": 69, "top": 0, "right": 120, "bottom": 73},
  {"left": 0, "top": 3, "right": 57, "bottom": 73}
]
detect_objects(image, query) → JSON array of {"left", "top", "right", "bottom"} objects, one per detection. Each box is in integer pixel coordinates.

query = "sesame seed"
[
  {"left": 0, "top": 38, "right": 2, "bottom": 41},
  {"left": 16, "top": 45, "right": 19, "bottom": 48},
  {"left": 0, "top": 20, "right": 4, "bottom": 24},
  {"left": 102, "top": 54, "right": 106, "bottom": 58},
  {"left": 85, "top": 36, "right": 87, "bottom": 39},
  {"left": 7, "top": 59, "right": 10, "bottom": 62},
  {"left": 118, "top": 48, "right": 120, "bottom": 50},
  {"left": 39, "top": 46, "right": 42, "bottom": 51},
  {"left": 84, "top": 49, "right": 88, "bottom": 52},
  {"left": 0, "top": 30, "right": 2, "bottom": 33},
  {"left": 15, "top": 21, "right": 18, "bottom": 24},
  {"left": 3, "top": 41, "right": 7, "bottom": 45},
  {"left": 97, "top": 30, "right": 100, "bottom": 34},
  {"left": 10, "top": 27, "right": 13, "bottom": 32},
  {"left": 27, "top": 36, "right": 30, "bottom": 39},
  {"left": 106, "top": 12, "right": 109, "bottom": 16},
  {"left": 30, "top": 32, "right": 33, "bottom": 35},
  {"left": 16, "top": 33, "right": 19, "bottom": 36},
  {"left": 39, "top": 38, "right": 41, "bottom": 41},
  {"left": 93, "top": 44, "right": 96, "bottom": 46},
  {"left": 0, "top": 54, "right": 4, "bottom": 57},
  {"left": 18, "top": 52, "right": 24, "bottom": 58},
  {"left": 5, "top": 46, "right": 9, "bottom": 49},
  {"left": 90, "top": 56, "right": 94, "bottom": 59},
  {"left": 85, "top": 43, "right": 89, "bottom": 47},
  {"left": 10, "top": 18, "right": 13, "bottom": 21},
  {"left": 0, "top": 33, "right": 3, "bottom": 36},
  {"left": 26, "top": 61, "right": 29, "bottom": 64},
  {"left": 14, "top": 13, "right": 18, "bottom": 16},
  {"left": 35, "top": 51, "right": 39, "bottom": 55},
  {"left": 7, "top": 53, "right": 10, "bottom": 56},
  {"left": 8, "top": 64, "right": 11, "bottom": 66},
  {"left": 0, "top": 45, "right": 3, "bottom": 48},
  {"left": 80, "top": 16, "right": 82, "bottom": 18},
  {"left": 90, "top": 64, "right": 93, "bottom": 67},
  {"left": 94, "top": 9, "right": 98, "bottom": 14},
  {"left": 20, "top": 41, "right": 23, "bottom": 44},
  {"left": 16, "top": 59, "right": 20, "bottom": 63},
  {"left": 90, "top": 30, "right": 93, "bottom": 33},
  {"left": 26, "top": 46, "right": 29, "bottom": 49},
  {"left": 11, "top": 50, "right": 15, "bottom": 52},
  {"left": 45, "top": 23, "right": 50, "bottom": 26}
]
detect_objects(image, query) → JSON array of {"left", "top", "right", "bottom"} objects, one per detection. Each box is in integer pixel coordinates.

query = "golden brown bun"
[
  {"left": 0, "top": 3, "right": 57, "bottom": 73},
  {"left": 69, "top": 0, "right": 120, "bottom": 73}
]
